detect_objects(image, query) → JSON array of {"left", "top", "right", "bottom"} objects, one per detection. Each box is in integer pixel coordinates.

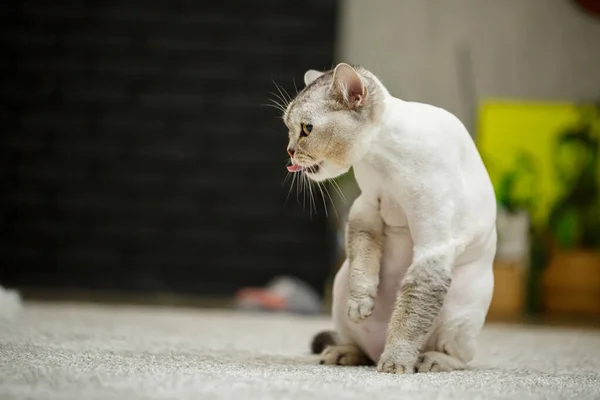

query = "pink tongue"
[{"left": 287, "top": 164, "right": 304, "bottom": 172}]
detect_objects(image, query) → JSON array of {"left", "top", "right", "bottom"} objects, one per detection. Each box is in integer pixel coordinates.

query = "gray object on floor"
[
  {"left": 235, "top": 276, "right": 323, "bottom": 314},
  {"left": 1, "top": 303, "right": 600, "bottom": 400},
  {"left": 0, "top": 285, "right": 21, "bottom": 323}
]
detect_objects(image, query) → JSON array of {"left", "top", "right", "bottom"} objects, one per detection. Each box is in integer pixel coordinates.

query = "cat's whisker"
[
  {"left": 266, "top": 98, "right": 287, "bottom": 114},
  {"left": 301, "top": 171, "right": 307, "bottom": 211},
  {"left": 309, "top": 167, "right": 337, "bottom": 218},
  {"left": 308, "top": 175, "right": 317, "bottom": 218},
  {"left": 331, "top": 179, "right": 347, "bottom": 205},
  {"left": 263, "top": 104, "right": 287, "bottom": 115},
  {"left": 294, "top": 167, "right": 302, "bottom": 205},
  {"left": 280, "top": 84, "right": 293, "bottom": 105},
  {"left": 287, "top": 176, "right": 293, "bottom": 197},
  {"left": 304, "top": 173, "right": 311, "bottom": 217},
  {"left": 274, "top": 80, "right": 292, "bottom": 104},
  {"left": 262, "top": 100, "right": 284, "bottom": 109},
  {"left": 285, "top": 172, "right": 296, "bottom": 203},
  {"left": 315, "top": 180, "right": 329, "bottom": 218},
  {"left": 326, "top": 175, "right": 347, "bottom": 204},
  {"left": 302, "top": 175, "right": 312, "bottom": 214},
  {"left": 263, "top": 104, "right": 286, "bottom": 117},
  {"left": 283, "top": 170, "right": 291, "bottom": 185},
  {"left": 296, "top": 173, "right": 301, "bottom": 205},
  {"left": 320, "top": 165, "right": 348, "bottom": 205},
  {"left": 321, "top": 180, "right": 339, "bottom": 219},
  {"left": 282, "top": 158, "right": 293, "bottom": 184},
  {"left": 292, "top": 78, "right": 299, "bottom": 96},
  {"left": 267, "top": 96, "right": 288, "bottom": 116},
  {"left": 307, "top": 174, "right": 316, "bottom": 218},
  {"left": 268, "top": 91, "right": 288, "bottom": 108},
  {"left": 270, "top": 101, "right": 287, "bottom": 112},
  {"left": 272, "top": 81, "right": 291, "bottom": 109}
]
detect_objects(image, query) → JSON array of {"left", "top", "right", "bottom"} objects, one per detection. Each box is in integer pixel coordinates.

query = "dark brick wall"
[{"left": 0, "top": 0, "right": 338, "bottom": 296}]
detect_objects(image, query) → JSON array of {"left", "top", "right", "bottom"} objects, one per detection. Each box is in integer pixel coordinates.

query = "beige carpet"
[{"left": 1, "top": 302, "right": 600, "bottom": 400}]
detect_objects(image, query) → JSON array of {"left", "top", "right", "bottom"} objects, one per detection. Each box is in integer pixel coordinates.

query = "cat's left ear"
[
  {"left": 304, "top": 69, "right": 324, "bottom": 86},
  {"left": 331, "top": 63, "right": 366, "bottom": 109}
]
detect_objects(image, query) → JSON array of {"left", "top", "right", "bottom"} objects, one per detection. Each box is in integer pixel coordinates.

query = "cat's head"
[{"left": 282, "top": 63, "right": 384, "bottom": 182}]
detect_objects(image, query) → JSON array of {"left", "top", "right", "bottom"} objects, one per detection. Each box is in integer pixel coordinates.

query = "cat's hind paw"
[
  {"left": 319, "top": 344, "right": 372, "bottom": 366},
  {"left": 416, "top": 351, "right": 466, "bottom": 373}
]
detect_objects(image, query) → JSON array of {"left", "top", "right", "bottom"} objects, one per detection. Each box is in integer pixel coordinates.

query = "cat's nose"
[{"left": 287, "top": 147, "right": 295, "bottom": 157}]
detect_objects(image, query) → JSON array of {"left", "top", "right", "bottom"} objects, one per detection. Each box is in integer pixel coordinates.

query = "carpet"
[{"left": 1, "top": 302, "right": 600, "bottom": 400}]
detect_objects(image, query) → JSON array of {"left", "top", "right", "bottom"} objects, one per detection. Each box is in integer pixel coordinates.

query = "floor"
[{"left": 1, "top": 302, "right": 600, "bottom": 400}]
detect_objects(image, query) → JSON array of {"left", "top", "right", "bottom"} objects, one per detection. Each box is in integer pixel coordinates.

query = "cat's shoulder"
[
  {"left": 401, "top": 100, "right": 459, "bottom": 121},
  {"left": 384, "top": 98, "right": 467, "bottom": 135}
]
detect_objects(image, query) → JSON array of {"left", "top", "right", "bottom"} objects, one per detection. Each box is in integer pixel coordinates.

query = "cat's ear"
[
  {"left": 331, "top": 63, "right": 365, "bottom": 109},
  {"left": 304, "top": 69, "right": 324, "bottom": 86}
]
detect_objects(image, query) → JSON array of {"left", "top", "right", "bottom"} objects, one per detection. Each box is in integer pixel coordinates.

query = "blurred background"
[{"left": 1, "top": 0, "right": 599, "bottom": 324}]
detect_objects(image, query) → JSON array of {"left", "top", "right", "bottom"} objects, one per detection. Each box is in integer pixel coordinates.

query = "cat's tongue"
[{"left": 287, "top": 164, "right": 304, "bottom": 172}]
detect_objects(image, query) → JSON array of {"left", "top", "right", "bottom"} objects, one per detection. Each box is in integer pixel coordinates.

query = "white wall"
[{"left": 336, "top": 0, "right": 600, "bottom": 134}]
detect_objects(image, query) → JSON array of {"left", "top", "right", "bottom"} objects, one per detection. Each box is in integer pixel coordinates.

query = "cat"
[{"left": 282, "top": 63, "right": 496, "bottom": 374}]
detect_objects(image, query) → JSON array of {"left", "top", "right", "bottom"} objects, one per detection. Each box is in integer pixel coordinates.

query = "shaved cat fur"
[{"left": 282, "top": 63, "right": 496, "bottom": 374}]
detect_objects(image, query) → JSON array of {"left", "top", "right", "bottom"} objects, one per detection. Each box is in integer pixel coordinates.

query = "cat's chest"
[
  {"left": 379, "top": 195, "right": 408, "bottom": 228},
  {"left": 353, "top": 164, "right": 408, "bottom": 228}
]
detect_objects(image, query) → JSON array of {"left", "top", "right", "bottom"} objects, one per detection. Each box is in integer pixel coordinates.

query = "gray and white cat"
[{"left": 283, "top": 63, "right": 496, "bottom": 374}]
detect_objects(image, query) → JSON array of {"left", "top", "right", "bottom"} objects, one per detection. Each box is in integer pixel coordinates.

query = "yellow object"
[{"left": 477, "top": 100, "right": 585, "bottom": 228}]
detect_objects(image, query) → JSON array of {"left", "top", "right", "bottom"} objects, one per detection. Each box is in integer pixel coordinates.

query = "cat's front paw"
[
  {"left": 376, "top": 340, "right": 419, "bottom": 374},
  {"left": 347, "top": 295, "right": 375, "bottom": 323}
]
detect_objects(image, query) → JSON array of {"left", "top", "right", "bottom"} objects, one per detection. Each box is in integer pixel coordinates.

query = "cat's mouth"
[{"left": 287, "top": 162, "right": 322, "bottom": 174}]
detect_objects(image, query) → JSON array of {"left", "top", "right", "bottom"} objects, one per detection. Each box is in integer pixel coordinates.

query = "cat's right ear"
[{"left": 304, "top": 69, "right": 324, "bottom": 86}]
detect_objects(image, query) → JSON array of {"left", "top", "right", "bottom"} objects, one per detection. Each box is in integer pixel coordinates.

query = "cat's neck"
[
  {"left": 351, "top": 92, "right": 406, "bottom": 176},
  {"left": 356, "top": 68, "right": 390, "bottom": 124},
  {"left": 343, "top": 67, "right": 412, "bottom": 178}
]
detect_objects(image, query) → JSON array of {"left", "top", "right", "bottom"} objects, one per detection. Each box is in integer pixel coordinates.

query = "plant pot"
[
  {"left": 541, "top": 250, "right": 600, "bottom": 316},
  {"left": 487, "top": 208, "right": 530, "bottom": 320},
  {"left": 488, "top": 259, "right": 526, "bottom": 320},
  {"left": 496, "top": 208, "right": 530, "bottom": 262}
]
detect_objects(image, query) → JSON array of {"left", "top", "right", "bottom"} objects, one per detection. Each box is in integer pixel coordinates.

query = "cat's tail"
[{"left": 310, "top": 330, "right": 339, "bottom": 354}]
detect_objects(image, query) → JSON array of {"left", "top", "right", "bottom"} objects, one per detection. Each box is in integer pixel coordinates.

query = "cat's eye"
[{"left": 301, "top": 123, "right": 313, "bottom": 138}]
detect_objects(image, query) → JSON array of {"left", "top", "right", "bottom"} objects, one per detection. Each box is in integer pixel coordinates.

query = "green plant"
[
  {"left": 496, "top": 152, "right": 539, "bottom": 214},
  {"left": 547, "top": 102, "right": 600, "bottom": 249}
]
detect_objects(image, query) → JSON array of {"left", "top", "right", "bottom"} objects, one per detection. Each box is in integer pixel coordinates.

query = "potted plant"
[
  {"left": 490, "top": 153, "right": 539, "bottom": 318},
  {"left": 542, "top": 102, "right": 600, "bottom": 317}
]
